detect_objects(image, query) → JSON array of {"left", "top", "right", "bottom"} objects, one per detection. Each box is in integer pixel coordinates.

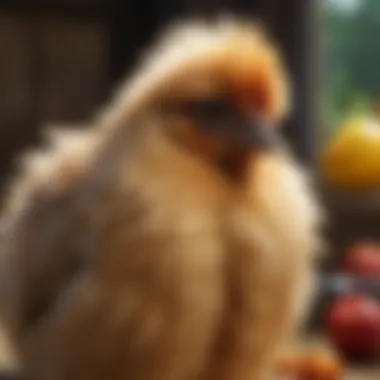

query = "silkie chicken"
[{"left": 0, "top": 17, "right": 322, "bottom": 380}]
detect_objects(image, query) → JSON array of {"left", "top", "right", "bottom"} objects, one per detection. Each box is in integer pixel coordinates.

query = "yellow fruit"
[{"left": 321, "top": 116, "right": 380, "bottom": 190}]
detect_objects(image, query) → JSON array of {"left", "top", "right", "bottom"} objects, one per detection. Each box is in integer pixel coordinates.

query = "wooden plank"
[
  {"left": 281, "top": 336, "right": 380, "bottom": 379},
  {"left": 0, "top": 14, "right": 35, "bottom": 187},
  {"left": 0, "top": 15, "right": 30, "bottom": 135},
  {"left": 0, "top": 0, "right": 105, "bottom": 8},
  {"left": 34, "top": 17, "right": 108, "bottom": 123},
  {"left": 33, "top": 0, "right": 105, "bottom": 6}
]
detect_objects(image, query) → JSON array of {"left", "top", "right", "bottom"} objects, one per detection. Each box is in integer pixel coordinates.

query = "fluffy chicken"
[{"left": 0, "top": 18, "right": 322, "bottom": 380}]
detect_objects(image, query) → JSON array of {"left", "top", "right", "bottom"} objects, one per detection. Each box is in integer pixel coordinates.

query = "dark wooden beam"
[
  {"left": 108, "top": 0, "right": 167, "bottom": 81},
  {"left": 273, "top": 0, "right": 320, "bottom": 167},
  {"left": 0, "top": 2, "right": 105, "bottom": 20}
]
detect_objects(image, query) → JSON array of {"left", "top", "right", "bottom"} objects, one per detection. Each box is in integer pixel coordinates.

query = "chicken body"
[{"left": 0, "top": 18, "right": 322, "bottom": 380}]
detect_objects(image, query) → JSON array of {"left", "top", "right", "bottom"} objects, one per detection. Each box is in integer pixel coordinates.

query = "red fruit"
[
  {"left": 342, "top": 242, "right": 380, "bottom": 278},
  {"left": 326, "top": 294, "right": 380, "bottom": 359}
]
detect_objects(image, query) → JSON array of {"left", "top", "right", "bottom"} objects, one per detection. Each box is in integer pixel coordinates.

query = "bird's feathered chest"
[
  {"left": 101, "top": 131, "right": 320, "bottom": 299},
  {"left": 0, "top": 128, "right": 321, "bottom": 380}
]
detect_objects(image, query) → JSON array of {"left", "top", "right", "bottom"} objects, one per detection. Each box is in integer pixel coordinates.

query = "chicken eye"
[{"left": 182, "top": 97, "right": 234, "bottom": 122}]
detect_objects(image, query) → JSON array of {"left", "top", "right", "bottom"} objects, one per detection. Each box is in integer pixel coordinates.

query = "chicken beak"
[{"left": 230, "top": 118, "right": 281, "bottom": 151}]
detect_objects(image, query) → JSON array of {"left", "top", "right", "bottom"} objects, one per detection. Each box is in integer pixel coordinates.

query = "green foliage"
[{"left": 324, "top": 0, "right": 380, "bottom": 136}]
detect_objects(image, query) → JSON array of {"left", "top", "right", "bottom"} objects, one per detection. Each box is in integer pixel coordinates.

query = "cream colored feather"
[{"left": 0, "top": 17, "right": 322, "bottom": 380}]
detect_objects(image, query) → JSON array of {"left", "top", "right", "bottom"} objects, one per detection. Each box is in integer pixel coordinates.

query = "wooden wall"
[{"left": 0, "top": 1, "right": 109, "bottom": 190}]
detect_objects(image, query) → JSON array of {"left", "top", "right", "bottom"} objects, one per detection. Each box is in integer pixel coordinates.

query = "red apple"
[
  {"left": 342, "top": 242, "right": 380, "bottom": 278},
  {"left": 326, "top": 294, "right": 380, "bottom": 359}
]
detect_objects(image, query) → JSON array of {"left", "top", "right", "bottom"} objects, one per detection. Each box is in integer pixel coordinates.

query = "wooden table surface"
[
  {"left": 0, "top": 329, "right": 377, "bottom": 379},
  {"left": 282, "top": 335, "right": 380, "bottom": 380},
  {"left": 346, "top": 367, "right": 379, "bottom": 380}
]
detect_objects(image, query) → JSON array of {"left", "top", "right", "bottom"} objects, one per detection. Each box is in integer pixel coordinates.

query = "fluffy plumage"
[{"left": 0, "top": 17, "right": 322, "bottom": 380}]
